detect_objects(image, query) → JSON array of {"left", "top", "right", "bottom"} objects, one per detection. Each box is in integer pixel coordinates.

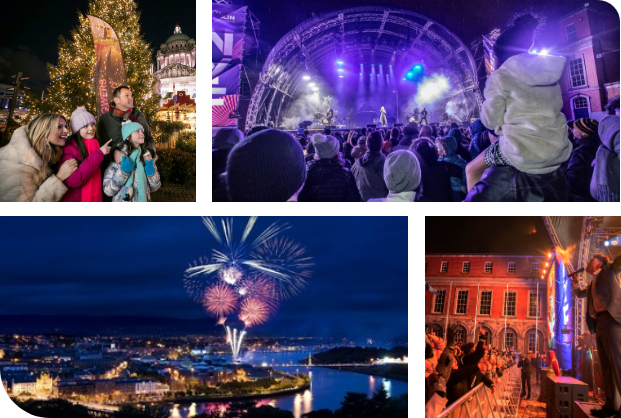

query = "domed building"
[{"left": 154, "top": 25, "right": 196, "bottom": 106}]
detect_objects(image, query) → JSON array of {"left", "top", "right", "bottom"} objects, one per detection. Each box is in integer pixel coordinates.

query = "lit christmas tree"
[{"left": 29, "top": 0, "right": 160, "bottom": 124}]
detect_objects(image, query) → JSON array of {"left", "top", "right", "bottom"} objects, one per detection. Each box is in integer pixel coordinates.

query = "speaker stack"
[{"left": 546, "top": 376, "right": 589, "bottom": 418}]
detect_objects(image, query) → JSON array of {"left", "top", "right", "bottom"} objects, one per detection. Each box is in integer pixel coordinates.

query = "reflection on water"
[{"left": 166, "top": 351, "right": 407, "bottom": 418}]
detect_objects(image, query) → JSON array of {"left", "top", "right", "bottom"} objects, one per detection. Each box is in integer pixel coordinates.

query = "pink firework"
[
  {"left": 239, "top": 298, "right": 270, "bottom": 327},
  {"left": 203, "top": 284, "right": 239, "bottom": 318},
  {"left": 238, "top": 276, "right": 279, "bottom": 310}
]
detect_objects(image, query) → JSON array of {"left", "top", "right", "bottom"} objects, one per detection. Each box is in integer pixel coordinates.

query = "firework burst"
[
  {"left": 240, "top": 298, "right": 271, "bottom": 327},
  {"left": 203, "top": 284, "right": 239, "bottom": 317}
]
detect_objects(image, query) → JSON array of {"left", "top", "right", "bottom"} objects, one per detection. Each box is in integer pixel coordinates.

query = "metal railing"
[{"left": 438, "top": 365, "right": 522, "bottom": 418}]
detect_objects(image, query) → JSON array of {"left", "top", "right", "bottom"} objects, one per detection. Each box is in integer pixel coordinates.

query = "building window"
[
  {"left": 454, "top": 329, "right": 465, "bottom": 346},
  {"left": 529, "top": 293, "right": 540, "bottom": 317},
  {"left": 462, "top": 261, "right": 470, "bottom": 273},
  {"left": 569, "top": 57, "right": 587, "bottom": 88},
  {"left": 531, "top": 262, "right": 540, "bottom": 274},
  {"left": 431, "top": 326, "right": 443, "bottom": 339},
  {"left": 433, "top": 290, "right": 446, "bottom": 314},
  {"left": 566, "top": 23, "right": 577, "bottom": 43},
  {"left": 456, "top": 290, "right": 469, "bottom": 314},
  {"left": 440, "top": 261, "right": 449, "bottom": 273},
  {"left": 574, "top": 96, "right": 588, "bottom": 109},
  {"left": 504, "top": 291, "right": 517, "bottom": 316},
  {"left": 507, "top": 262, "right": 516, "bottom": 274},
  {"left": 484, "top": 261, "right": 493, "bottom": 274},
  {"left": 480, "top": 291, "right": 492, "bottom": 315},
  {"left": 505, "top": 332, "right": 515, "bottom": 349},
  {"left": 528, "top": 334, "right": 537, "bottom": 353}
]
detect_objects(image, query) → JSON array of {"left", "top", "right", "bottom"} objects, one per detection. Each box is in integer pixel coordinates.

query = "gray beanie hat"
[
  {"left": 383, "top": 150, "right": 421, "bottom": 193},
  {"left": 311, "top": 133, "right": 339, "bottom": 159}
]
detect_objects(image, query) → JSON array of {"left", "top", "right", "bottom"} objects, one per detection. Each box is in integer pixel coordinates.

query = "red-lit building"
[
  {"left": 555, "top": 2, "right": 620, "bottom": 121},
  {"left": 425, "top": 254, "right": 549, "bottom": 354}
]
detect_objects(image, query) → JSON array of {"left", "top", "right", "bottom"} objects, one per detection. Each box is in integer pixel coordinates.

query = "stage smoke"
[
  {"left": 416, "top": 74, "right": 450, "bottom": 104},
  {"left": 281, "top": 92, "right": 322, "bottom": 130},
  {"left": 445, "top": 96, "right": 474, "bottom": 123}
]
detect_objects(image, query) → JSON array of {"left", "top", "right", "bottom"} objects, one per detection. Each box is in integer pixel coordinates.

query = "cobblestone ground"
[{"left": 151, "top": 183, "right": 196, "bottom": 202}]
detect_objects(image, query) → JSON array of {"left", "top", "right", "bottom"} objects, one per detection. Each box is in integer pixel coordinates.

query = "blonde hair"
[{"left": 27, "top": 113, "right": 66, "bottom": 168}]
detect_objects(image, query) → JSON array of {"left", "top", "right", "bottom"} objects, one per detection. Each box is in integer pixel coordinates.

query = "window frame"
[
  {"left": 504, "top": 331, "right": 515, "bottom": 350},
  {"left": 462, "top": 261, "right": 471, "bottom": 273},
  {"left": 528, "top": 291, "right": 541, "bottom": 318},
  {"left": 432, "top": 289, "right": 447, "bottom": 314},
  {"left": 566, "top": 23, "right": 577, "bottom": 43},
  {"left": 531, "top": 262, "right": 540, "bottom": 274},
  {"left": 479, "top": 290, "right": 493, "bottom": 316},
  {"left": 440, "top": 261, "right": 449, "bottom": 273},
  {"left": 507, "top": 262, "right": 516, "bottom": 274},
  {"left": 568, "top": 55, "right": 587, "bottom": 88},
  {"left": 503, "top": 290, "right": 517, "bottom": 317},
  {"left": 484, "top": 261, "right": 493, "bottom": 274},
  {"left": 528, "top": 333, "right": 537, "bottom": 353},
  {"left": 455, "top": 290, "right": 469, "bottom": 315}
]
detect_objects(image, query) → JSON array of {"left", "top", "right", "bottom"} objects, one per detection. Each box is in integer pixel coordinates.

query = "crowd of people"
[
  {"left": 213, "top": 12, "right": 620, "bottom": 202},
  {"left": 0, "top": 86, "right": 160, "bottom": 202},
  {"left": 425, "top": 327, "right": 515, "bottom": 417}
]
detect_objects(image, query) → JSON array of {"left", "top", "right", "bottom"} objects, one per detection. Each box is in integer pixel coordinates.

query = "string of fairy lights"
[{"left": 29, "top": 0, "right": 160, "bottom": 125}]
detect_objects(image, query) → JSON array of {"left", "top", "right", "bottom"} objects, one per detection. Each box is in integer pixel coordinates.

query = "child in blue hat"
[{"left": 102, "top": 121, "right": 160, "bottom": 201}]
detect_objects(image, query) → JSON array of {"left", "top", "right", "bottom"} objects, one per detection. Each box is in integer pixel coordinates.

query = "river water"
[{"left": 167, "top": 350, "right": 408, "bottom": 418}]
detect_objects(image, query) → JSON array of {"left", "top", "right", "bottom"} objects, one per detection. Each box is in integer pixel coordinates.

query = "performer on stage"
[
  {"left": 421, "top": 107, "right": 428, "bottom": 125},
  {"left": 326, "top": 107, "right": 334, "bottom": 126},
  {"left": 380, "top": 106, "right": 387, "bottom": 127},
  {"left": 572, "top": 253, "right": 621, "bottom": 418}
]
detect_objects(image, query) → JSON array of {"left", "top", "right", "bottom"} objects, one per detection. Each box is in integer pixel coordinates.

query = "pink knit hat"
[{"left": 70, "top": 106, "right": 96, "bottom": 133}]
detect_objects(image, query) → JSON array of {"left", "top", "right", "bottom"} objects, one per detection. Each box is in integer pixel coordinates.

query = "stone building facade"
[{"left": 425, "top": 254, "right": 550, "bottom": 354}]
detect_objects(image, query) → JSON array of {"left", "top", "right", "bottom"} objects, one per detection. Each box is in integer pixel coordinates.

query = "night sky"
[
  {"left": 0, "top": 0, "right": 196, "bottom": 93},
  {"left": 0, "top": 217, "right": 407, "bottom": 340},
  {"left": 426, "top": 217, "right": 553, "bottom": 255}
]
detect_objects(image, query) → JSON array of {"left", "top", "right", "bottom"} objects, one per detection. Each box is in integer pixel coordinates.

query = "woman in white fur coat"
[
  {"left": 464, "top": 14, "right": 573, "bottom": 202},
  {"left": 0, "top": 114, "right": 78, "bottom": 201}
]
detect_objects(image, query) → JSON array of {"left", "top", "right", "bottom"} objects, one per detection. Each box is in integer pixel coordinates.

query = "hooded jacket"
[
  {"left": 0, "top": 126, "right": 68, "bottom": 202},
  {"left": 591, "top": 115, "right": 620, "bottom": 202},
  {"left": 298, "top": 158, "right": 361, "bottom": 202},
  {"left": 481, "top": 53, "right": 572, "bottom": 174},
  {"left": 351, "top": 151, "right": 388, "bottom": 201}
]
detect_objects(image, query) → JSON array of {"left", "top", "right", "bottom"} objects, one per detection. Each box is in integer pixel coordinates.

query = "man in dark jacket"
[
  {"left": 412, "top": 139, "right": 461, "bottom": 202},
  {"left": 96, "top": 86, "right": 157, "bottom": 201},
  {"left": 518, "top": 355, "right": 533, "bottom": 399},
  {"left": 567, "top": 118, "right": 600, "bottom": 202},
  {"left": 351, "top": 131, "right": 388, "bottom": 201},
  {"left": 97, "top": 86, "right": 157, "bottom": 162},
  {"left": 298, "top": 133, "right": 361, "bottom": 202},
  {"left": 446, "top": 360, "right": 496, "bottom": 405},
  {"left": 532, "top": 353, "right": 542, "bottom": 384}
]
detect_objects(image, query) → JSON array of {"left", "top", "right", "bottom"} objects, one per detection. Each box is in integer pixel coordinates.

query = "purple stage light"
[
  {"left": 337, "top": 60, "right": 344, "bottom": 65},
  {"left": 339, "top": 75, "right": 344, "bottom": 78},
  {"left": 371, "top": 64, "right": 374, "bottom": 66},
  {"left": 337, "top": 69, "right": 344, "bottom": 73}
]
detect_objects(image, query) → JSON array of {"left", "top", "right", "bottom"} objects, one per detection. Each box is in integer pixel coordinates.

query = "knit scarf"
[
  {"left": 81, "top": 138, "right": 103, "bottom": 202},
  {"left": 122, "top": 148, "right": 148, "bottom": 202},
  {"left": 109, "top": 103, "right": 135, "bottom": 121}
]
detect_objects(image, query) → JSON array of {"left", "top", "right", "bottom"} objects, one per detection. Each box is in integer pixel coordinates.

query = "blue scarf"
[{"left": 122, "top": 148, "right": 148, "bottom": 202}]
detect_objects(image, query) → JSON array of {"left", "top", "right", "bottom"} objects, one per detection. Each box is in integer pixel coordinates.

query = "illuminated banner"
[
  {"left": 212, "top": 5, "right": 247, "bottom": 127},
  {"left": 87, "top": 15, "right": 127, "bottom": 117},
  {"left": 548, "top": 262, "right": 556, "bottom": 347}
]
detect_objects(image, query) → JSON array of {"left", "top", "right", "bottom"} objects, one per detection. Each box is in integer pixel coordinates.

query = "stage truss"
[{"left": 246, "top": 6, "right": 483, "bottom": 130}]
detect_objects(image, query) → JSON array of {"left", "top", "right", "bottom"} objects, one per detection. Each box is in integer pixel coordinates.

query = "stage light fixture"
[
  {"left": 337, "top": 60, "right": 344, "bottom": 65},
  {"left": 540, "top": 49, "right": 550, "bottom": 55},
  {"left": 359, "top": 73, "right": 362, "bottom": 76},
  {"left": 312, "top": 86, "right": 319, "bottom": 91},
  {"left": 308, "top": 82, "right": 316, "bottom": 87},
  {"left": 605, "top": 241, "right": 610, "bottom": 246},
  {"left": 339, "top": 75, "right": 344, "bottom": 78},
  {"left": 414, "top": 65, "right": 422, "bottom": 69},
  {"left": 379, "top": 64, "right": 382, "bottom": 67},
  {"left": 607, "top": 235, "right": 621, "bottom": 246},
  {"left": 337, "top": 69, "right": 344, "bottom": 73},
  {"left": 406, "top": 72, "right": 413, "bottom": 78},
  {"left": 302, "top": 75, "right": 311, "bottom": 81},
  {"left": 547, "top": 253, "right": 552, "bottom": 258}
]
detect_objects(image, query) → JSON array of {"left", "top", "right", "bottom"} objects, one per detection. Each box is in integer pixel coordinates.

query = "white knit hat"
[{"left": 70, "top": 106, "right": 96, "bottom": 133}]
